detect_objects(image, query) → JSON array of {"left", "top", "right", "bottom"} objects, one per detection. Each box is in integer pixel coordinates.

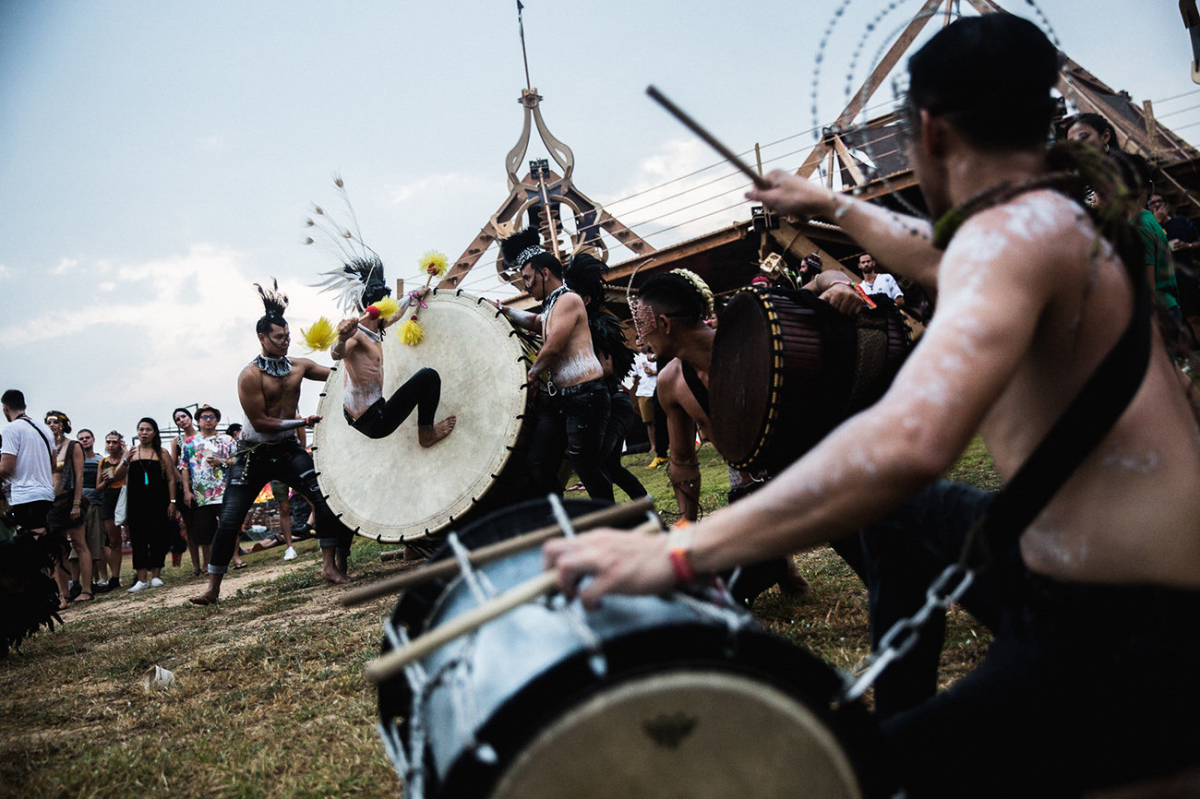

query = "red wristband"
[{"left": 668, "top": 522, "right": 696, "bottom": 585}]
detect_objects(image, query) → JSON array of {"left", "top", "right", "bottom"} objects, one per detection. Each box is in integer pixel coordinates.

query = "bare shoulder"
[
  {"left": 237, "top": 363, "right": 260, "bottom": 387},
  {"left": 289, "top": 356, "right": 320, "bottom": 373},
  {"left": 555, "top": 292, "right": 587, "bottom": 315},
  {"left": 656, "top": 359, "right": 685, "bottom": 405}
]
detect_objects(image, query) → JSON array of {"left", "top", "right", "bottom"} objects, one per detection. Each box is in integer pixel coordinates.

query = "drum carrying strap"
[
  {"left": 679, "top": 361, "right": 711, "bottom": 418},
  {"left": 959, "top": 272, "right": 1153, "bottom": 571}
]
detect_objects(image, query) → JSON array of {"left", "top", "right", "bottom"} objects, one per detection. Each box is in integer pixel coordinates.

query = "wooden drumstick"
[
  {"left": 342, "top": 497, "right": 656, "bottom": 607},
  {"left": 646, "top": 85, "right": 772, "bottom": 190},
  {"left": 363, "top": 518, "right": 663, "bottom": 684}
]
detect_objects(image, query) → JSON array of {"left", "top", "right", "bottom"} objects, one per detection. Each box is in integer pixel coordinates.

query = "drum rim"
[
  {"left": 712, "top": 287, "right": 790, "bottom": 471},
  {"left": 429, "top": 624, "right": 880, "bottom": 798},
  {"left": 312, "top": 288, "right": 532, "bottom": 543}
]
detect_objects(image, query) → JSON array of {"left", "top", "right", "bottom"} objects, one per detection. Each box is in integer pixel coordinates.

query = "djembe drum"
[{"left": 710, "top": 286, "right": 912, "bottom": 475}]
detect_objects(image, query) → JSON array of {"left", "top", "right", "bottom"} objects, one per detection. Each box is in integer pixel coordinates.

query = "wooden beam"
[
  {"left": 831, "top": 135, "right": 867, "bottom": 186},
  {"left": 1143, "top": 99, "right": 1160, "bottom": 162},
  {"left": 795, "top": 0, "right": 945, "bottom": 179},
  {"left": 769, "top": 220, "right": 856, "bottom": 280}
]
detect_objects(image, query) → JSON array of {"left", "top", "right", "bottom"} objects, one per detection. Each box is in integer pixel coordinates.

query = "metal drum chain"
[{"left": 838, "top": 562, "right": 974, "bottom": 705}]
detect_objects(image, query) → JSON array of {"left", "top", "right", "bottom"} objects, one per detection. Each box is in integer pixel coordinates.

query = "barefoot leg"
[
  {"left": 189, "top": 572, "right": 224, "bottom": 606},
  {"left": 321, "top": 547, "right": 349, "bottom": 585},
  {"left": 418, "top": 415, "right": 457, "bottom": 448}
]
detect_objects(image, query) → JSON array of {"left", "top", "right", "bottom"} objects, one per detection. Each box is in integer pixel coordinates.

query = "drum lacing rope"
[
  {"left": 446, "top": 532, "right": 499, "bottom": 604},
  {"left": 445, "top": 635, "right": 498, "bottom": 766},
  {"left": 673, "top": 589, "right": 749, "bottom": 655},
  {"left": 545, "top": 494, "right": 610, "bottom": 675},
  {"left": 403, "top": 656, "right": 465, "bottom": 799}
]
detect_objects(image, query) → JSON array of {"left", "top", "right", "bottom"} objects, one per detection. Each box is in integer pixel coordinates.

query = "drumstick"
[
  {"left": 364, "top": 518, "right": 662, "bottom": 683},
  {"left": 341, "top": 496, "right": 656, "bottom": 606},
  {"left": 646, "top": 85, "right": 772, "bottom": 190}
]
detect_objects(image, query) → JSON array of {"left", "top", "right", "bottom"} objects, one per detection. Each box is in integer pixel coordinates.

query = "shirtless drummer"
[
  {"left": 495, "top": 227, "right": 613, "bottom": 501},
  {"left": 325, "top": 259, "right": 455, "bottom": 446},
  {"left": 190, "top": 281, "right": 356, "bottom": 605}
]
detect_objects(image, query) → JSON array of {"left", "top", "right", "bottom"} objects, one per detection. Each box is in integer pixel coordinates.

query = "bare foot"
[
  {"left": 189, "top": 590, "right": 220, "bottom": 606},
  {"left": 321, "top": 566, "right": 350, "bottom": 585},
  {"left": 418, "top": 416, "right": 457, "bottom": 448}
]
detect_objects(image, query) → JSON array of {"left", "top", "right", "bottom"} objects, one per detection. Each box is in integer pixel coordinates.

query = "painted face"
[
  {"left": 260, "top": 324, "right": 291, "bottom": 356},
  {"left": 105, "top": 436, "right": 123, "bottom": 453},
  {"left": 520, "top": 263, "right": 546, "bottom": 301},
  {"left": 174, "top": 411, "right": 193, "bottom": 428},
  {"left": 137, "top": 422, "right": 155, "bottom": 444}
]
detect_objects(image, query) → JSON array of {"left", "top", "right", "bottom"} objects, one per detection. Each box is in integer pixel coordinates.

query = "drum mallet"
[
  {"left": 645, "top": 85, "right": 772, "bottom": 191},
  {"left": 364, "top": 517, "right": 663, "bottom": 684},
  {"left": 342, "top": 497, "right": 656, "bottom": 607}
]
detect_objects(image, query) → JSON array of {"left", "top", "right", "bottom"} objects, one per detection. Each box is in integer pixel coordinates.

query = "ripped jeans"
[
  {"left": 207, "top": 438, "right": 354, "bottom": 574},
  {"left": 527, "top": 380, "right": 613, "bottom": 501}
]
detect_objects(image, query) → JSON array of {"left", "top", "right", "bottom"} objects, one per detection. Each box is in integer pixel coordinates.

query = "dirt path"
[{"left": 64, "top": 552, "right": 323, "bottom": 621}]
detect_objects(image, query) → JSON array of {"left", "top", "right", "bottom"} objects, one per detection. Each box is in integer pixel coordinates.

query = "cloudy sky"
[{"left": 1, "top": 0, "right": 1195, "bottom": 440}]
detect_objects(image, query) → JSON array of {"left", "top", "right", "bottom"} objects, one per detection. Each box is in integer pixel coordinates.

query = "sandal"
[
  {"left": 232, "top": 561, "right": 248, "bottom": 570},
  {"left": 73, "top": 592, "right": 94, "bottom": 603},
  {"left": 190, "top": 569, "right": 203, "bottom": 578}
]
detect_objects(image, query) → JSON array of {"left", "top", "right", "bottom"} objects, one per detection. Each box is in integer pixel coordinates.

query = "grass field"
[{"left": 0, "top": 439, "right": 1000, "bottom": 798}]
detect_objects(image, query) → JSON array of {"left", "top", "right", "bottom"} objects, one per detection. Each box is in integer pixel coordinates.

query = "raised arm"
[
  {"left": 748, "top": 169, "right": 941, "bottom": 293},
  {"left": 379, "top": 289, "right": 422, "bottom": 330}
]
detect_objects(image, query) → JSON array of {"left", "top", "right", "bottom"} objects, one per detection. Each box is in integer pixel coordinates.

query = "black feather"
[{"left": 499, "top": 226, "right": 543, "bottom": 264}]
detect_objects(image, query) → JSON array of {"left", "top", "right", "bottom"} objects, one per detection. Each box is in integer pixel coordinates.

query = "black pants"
[
  {"left": 602, "top": 391, "right": 648, "bottom": 499},
  {"left": 527, "top": 380, "right": 613, "bottom": 501},
  {"left": 860, "top": 480, "right": 1200, "bottom": 796},
  {"left": 652, "top": 390, "right": 668, "bottom": 458},
  {"left": 345, "top": 367, "right": 441, "bottom": 439},
  {"left": 208, "top": 439, "right": 354, "bottom": 574}
]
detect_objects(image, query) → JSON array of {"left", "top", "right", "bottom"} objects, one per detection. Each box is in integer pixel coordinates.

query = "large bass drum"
[
  {"left": 710, "top": 286, "right": 912, "bottom": 475},
  {"left": 313, "top": 289, "right": 538, "bottom": 547},
  {"left": 378, "top": 498, "right": 882, "bottom": 799}
]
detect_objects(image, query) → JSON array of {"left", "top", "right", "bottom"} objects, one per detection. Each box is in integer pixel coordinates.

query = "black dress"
[{"left": 126, "top": 458, "right": 169, "bottom": 571}]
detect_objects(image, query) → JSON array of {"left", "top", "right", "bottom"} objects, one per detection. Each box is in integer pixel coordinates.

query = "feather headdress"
[
  {"left": 499, "top": 226, "right": 546, "bottom": 267},
  {"left": 305, "top": 174, "right": 391, "bottom": 314},
  {"left": 255, "top": 279, "right": 289, "bottom": 322}
]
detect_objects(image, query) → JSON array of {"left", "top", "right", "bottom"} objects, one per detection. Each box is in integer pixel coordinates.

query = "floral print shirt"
[{"left": 179, "top": 433, "right": 236, "bottom": 506}]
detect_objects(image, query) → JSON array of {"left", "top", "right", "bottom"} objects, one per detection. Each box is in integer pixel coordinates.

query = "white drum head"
[
  {"left": 489, "top": 671, "right": 863, "bottom": 799},
  {"left": 313, "top": 290, "right": 529, "bottom": 542}
]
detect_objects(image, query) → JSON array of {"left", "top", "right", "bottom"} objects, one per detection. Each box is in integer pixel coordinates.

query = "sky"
[{"left": 1, "top": 0, "right": 1196, "bottom": 441}]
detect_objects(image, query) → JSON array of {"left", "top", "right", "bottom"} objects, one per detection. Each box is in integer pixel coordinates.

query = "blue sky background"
[{"left": 1, "top": 0, "right": 1194, "bottom": 439}]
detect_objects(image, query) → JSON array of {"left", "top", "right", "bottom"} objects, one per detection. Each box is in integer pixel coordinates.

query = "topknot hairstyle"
[
  {"left": 907, "top": 14, "right": 1060, "bottom": 150},
  {"left": 316, "top": 256, "right": 390, "bottom": 314},
  {"left": 255, "top": 279, "right": 290, "bottom": 335},
  {"left": 501, "top": 227, "right": 562, "bottom": 278}
]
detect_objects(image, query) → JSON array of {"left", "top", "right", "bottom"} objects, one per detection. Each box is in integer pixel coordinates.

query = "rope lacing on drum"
[
  {"left": 403, "top": 655, "right": 464, "bottom": 799},
  {"left": 445, "top": 635, "right": 498, "bottom": 766},
  {"left": 446, "top": 532, "right": 500, "bottom": 604},
  {"left": 544, "top": 494, "right": 609, "bottom": 675},
  {"left": 673, "top": 588, "right": 749, "bottom": 656}
]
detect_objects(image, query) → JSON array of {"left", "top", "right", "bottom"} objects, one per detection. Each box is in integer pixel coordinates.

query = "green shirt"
[{"left": 1132, "top": 209, "right": 1179, "bottom": 309}]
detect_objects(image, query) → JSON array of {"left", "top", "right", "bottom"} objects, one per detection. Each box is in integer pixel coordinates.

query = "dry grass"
[{"left": 0, "top": 439, "right": 999, "bottom": 798}]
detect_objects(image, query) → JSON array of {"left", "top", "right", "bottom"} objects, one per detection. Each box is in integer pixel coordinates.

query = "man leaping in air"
[{"left": 323, "top": 258, "right": 456, "bottom": 446}]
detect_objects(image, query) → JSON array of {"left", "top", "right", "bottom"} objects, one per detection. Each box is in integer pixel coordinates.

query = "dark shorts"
[
  {"left": 102, "top": 487, "right": 122, "bottom": 520},
  {"left": 191, "top": 504, "right": 220, "bottom": 546},
  {"left": 46, "top": 493, "right": 87, "bottom": 531},
  {"left": 270, "top": 481, "right": 290, "bottom": 501},
  {"left": 10, "top": 500, "right": 53, "bottom": 533}
]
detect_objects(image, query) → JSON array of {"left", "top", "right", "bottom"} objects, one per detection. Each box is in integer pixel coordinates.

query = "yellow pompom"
[
  {"left": 373, "top": 296, "right": 400, "bottom": 318},
  {"left": 301, "top": 317, "right": 338, "bottom": 352},
  {"left": 399, "top": 318, "right": 424, "bottom": 346},
  {"left": 419, "top": 250, "right": 449, "bottom": 278}
]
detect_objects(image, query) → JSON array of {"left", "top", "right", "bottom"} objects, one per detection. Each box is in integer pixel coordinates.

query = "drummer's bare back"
[{"left": 238, "top": 358, "right": 327, "bottom": 427}]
